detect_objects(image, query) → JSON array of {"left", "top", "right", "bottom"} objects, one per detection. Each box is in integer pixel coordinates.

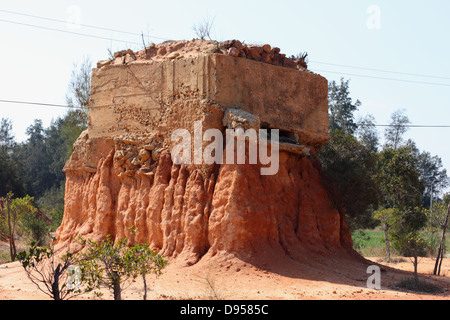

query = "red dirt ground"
[{"left": 1, "top": 245, "right": 449, "bottom": 300}]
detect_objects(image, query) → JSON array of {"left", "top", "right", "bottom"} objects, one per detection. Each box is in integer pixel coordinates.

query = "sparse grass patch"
[
  {"left": 394, "top": 277, "right": 443, "bottom": 294},
  {"left": 0, "top": 249, "right": 10, "bottom": 264},
  {"left": 195, "top": 264, "right": 224, "bottom": 300}
]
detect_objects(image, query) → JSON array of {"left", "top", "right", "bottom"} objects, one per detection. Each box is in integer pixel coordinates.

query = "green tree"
[
  {"left": 65, "top": 56, "right": 91, "bottom": 129},
  {"left": 36, "top": 184, "right": 65, "bottom": 232},
  {"left": 125, "top": 243, "right": 167, "bottom": 300},
  {"left": 76, "top": 236, "right": 129, "bottom": 300},
  {"left": 13, "top": 120, "right": 53, "bottom": 197},
  {"left": 76, "top": 235, "right": 167, "bottom": 300},
  {"left": 319, "top": 130, "right": 381, "bottom": 229},
  {"left": 20, "top": 209, "right": 51, "bottom": 246},
  {"left": 0, "top": 148, "right": 24, "bottom": 197},
  {"left": 384, "top": 109, "right": 410, "bottom": 149},
  {"left": 44, "top": 118, "right": 70, "bottom": 185},
  {"left": 389, "top": 207, "right": 428, "bottom": 257},
  {"left": 377, "top": 145, "right": 427, "bottom": 268},
  {"left": 356, "top": 113, "right": 379, "bottom": 152},
  {"left": 0, "top": 118, "right": 24, "bottom": 197},
  {"left": 60, "top": 110, "right": 87, "bottom": 155},
  {"left": 425, "top": 203, "right": 450, "bottom": 276},
  {"left": 328, "top": 78, "right": 361, "bottom": 135},
  {"left": 0, "top": 193, "right": 37, "bottom": 261},
  {"left": 416, "top": 151, "right": 449, "bottom": 208},
  {"left": 0, "top": 118, "right": 16, "bottom": 151},
  {"left": 388, "top": 208, "right": 429, "bottom": 289},
  {"left": 395, "top": 232, "right": 428, "bottom": 286},
  {"left": 36, "top": 115, "right": 84, "bottom": 229},
  {"left": 373, "top": 207, "right": 397, "bottom": 262},
  {"left": 444, "top": 193, "right": 450, "bottom": 207},
  {"left": 377, "top": 146, "right": 424, "bottom": 210}
]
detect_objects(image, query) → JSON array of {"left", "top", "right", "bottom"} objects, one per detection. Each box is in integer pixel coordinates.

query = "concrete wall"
[{"left": 88, "top": 53, "right": 329, "bottom": 147}]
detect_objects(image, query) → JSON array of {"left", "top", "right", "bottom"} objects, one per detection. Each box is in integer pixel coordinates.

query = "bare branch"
[{"left": 192, "top": 16, "right": 216, "bottom": 41}]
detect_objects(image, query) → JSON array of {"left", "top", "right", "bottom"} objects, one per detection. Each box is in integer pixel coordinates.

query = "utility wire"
[
  {"left": 0, "top": 99, "right": 78, "bottom": 109},
  {"left": 0, "top": 18, "right": 143, "bottom": 46},
  {"left": 358, "top": 124, "right": 450, "bottom": 128},
  {"left": 1, "top": 9, "right": 450, "bottom": 87},
  {"left": 1, "top": 99, "right": 449, "bottom": 128},
  {"left": 310, "top": 60, "right": 450, "bottom": 81},
  {"left": 0, "top": 8, "right": 170, "bottom": 41},
  {"left": 314, "top": 69, "right": 450, "bottom": 87},
  {"left": 1, "top": 10, "right": 449, "bottom": 128}
]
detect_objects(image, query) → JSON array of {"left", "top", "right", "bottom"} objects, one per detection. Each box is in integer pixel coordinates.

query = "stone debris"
[
  {"left": 103, "top": 39, "right": 309, "bottom": 72},
  {"left": 223, "top": 108, "right": 261, "bottom": 131}
]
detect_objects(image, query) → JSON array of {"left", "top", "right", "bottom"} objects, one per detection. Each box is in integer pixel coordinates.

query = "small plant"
[
  {"left": 296, "top": 52, "right": 308, "bottom": 68},
  {"left": 204, "top": 273, "right": 222, "bottom": 300},
  {"left": 76, "top": 236, "right": 130, "bottom": 300},
  {"left": 192, "top": 16, "right": 215, "bottom": 41},
  {"left": 395, "top": 232, "right": 429, "bottom": 286},
  {"left": 17, "top": 240, "right": 81, "bottom": 300},
  {"left": 76, "top": 235, "right": 167, "bottom": 300},
  {"left": 198, "top": 265, "right": 223, "bottom": 300},
  {"left": 126, "top": 242, "right": 167, "bottom": 300}
]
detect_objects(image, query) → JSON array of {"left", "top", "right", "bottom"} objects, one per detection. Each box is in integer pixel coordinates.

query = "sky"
[{"left": 0, "top": 0, "right": 449, "bottom": 192}]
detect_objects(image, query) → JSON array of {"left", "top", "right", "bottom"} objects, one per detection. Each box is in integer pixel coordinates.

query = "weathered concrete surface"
[{"left": 88, "top": 52, "right": 329, "bottom": 148}]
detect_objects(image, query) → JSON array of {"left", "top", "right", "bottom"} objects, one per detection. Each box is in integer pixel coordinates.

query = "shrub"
[
  {"left": 20, "top": 212, "right": 50, "bottom": 246},
  {"left": 76, "top": 235, "right": 167, "bottom": 300},
  {"left": 17, "top": 240, "right": 80, "bottom": 300}
]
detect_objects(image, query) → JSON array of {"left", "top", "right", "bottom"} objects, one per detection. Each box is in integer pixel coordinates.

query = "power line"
[
  {"left": 2, "top": 8, "right": 450, "bottom": 88},
  {"left": 0, "top": 8, "right": 170, "bottom": 41},
  {"left": 358, "top": 124, "right": 450, "bottom": 128},
  {"left": 310, "top": 60, "right": 450, "bottom": 81},
  {"left": 0, "top": 99, "right": 76, "bottom": 109},
  {"left": 0, "top": 18, "right": 143, "bottom": 46},
  {"left": 314, "top": 69, "right": 450, "bottom": 87},
  {"left": 1, "top": 99, "right": 449, "bottom": 128},
  {"left": 1, "top": 10, "right": 449, "bottom": 128}
]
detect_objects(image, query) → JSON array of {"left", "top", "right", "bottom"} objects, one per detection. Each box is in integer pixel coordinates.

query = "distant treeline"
[{"left": 320, "top": 78, "right": 449, "bottom": 230}]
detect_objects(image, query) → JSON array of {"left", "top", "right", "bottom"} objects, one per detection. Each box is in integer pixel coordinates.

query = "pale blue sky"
[{"left": 1, "top": 0, "right": 449, "bottom": 191}]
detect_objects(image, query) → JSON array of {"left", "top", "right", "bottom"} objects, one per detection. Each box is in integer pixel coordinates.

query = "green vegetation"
[
  {"left": 351, "top": 229, "right": 450, "bottom": 258},
  {"left": 323, "top": 78, "right": 449, "bottom": 285},
  {"left": 17, "top": 240, "right": 79, "bottom": 300},
  {"left": 17, "top": 235, "right": 167, "bottom": 300},
  {"left": 0, "top": 57, "right": 91, "bottom": 265},
  {"left": 75, "top": 235, "right": 150, "bottom": 300},
  {"left": 319, "top": 129, "right": 380, "bottom": 230},
  {"left": 0, "top": 193, "right": 43, "bottom": 261}
]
